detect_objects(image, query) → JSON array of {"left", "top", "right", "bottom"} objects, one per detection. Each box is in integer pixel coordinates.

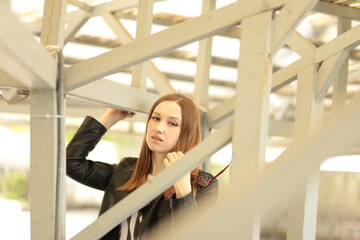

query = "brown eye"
[
  {"left": 151, "top": 116, "right": 160, "bottom": 121},
  {"left": 169, "top": 122, "right": 179, "bottom": 127}
]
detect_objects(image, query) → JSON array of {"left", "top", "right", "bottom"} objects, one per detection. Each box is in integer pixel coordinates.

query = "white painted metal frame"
[
  {"left": 101, "top": 12, "right": 175, "bottom": 95},
  {"left": 131, "top": 0, "right": 154, "bottom": 90},
  {"left": 72, "top": 121, "right": 233, "bottom": 240},
  {"left": 287, "top": 64, "right": 323, "bottom": 240},
  {"left": 0, "top": 1, "right": 57, "bottom": 89},
  {"left": 231, "top": 10, "right": 273, "bottom": 239},
  {"left": 151, "top": 83, "right": 360, "bottom": 240},
  {"left": 1, "top": 0, "right": 360, "bottom": 239},
  {"left": 194, "top": 0, "right": 216, "bottom": 172},
  {"left": 64, "top": 0, "right": 285, "bottom": 90},
  {"left": 30, "top": 0, "right": 67, "bottom": 239},
  {"left": 332, "top": 17, "right": 351, "bottom": 114},
  {"left": 67, "top": 79, "right": 159, "bottom": 113}
]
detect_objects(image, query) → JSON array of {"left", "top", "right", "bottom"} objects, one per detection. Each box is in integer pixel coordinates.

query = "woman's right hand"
[{"left": 98, "top": 108, "right": 135, "bottom": 129}]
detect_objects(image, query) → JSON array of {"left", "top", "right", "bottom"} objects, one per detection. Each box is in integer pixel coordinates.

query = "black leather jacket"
[{"left": 66, "top": 116, "right": 218, "bottom": 239}]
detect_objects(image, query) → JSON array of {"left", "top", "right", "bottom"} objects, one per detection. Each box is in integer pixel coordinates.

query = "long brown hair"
[{"left": 118, "top": 93, "right": 201, "bottom": 199}]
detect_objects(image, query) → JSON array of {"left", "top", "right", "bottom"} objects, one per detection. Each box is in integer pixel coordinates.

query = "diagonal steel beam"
[
  {"left": 0, "top": 2, "right": 57, "bottom": 89},
  {"left": 0, "top": 70, "right": 27, "bottom": 89},
  {"left": 151, "top": 91, "right": 360, "bottom": 240},
  {"left": 68, "top": 0, "right": 93, "bottom": 12},
  {"left": 101, "top": 12, "right": 175, "bottom": 94},
  {"left": 332, "top": 17, "right": 352, "bottom": 114},
  {"left": 316, "top": 23, "right": 360, "bottom": 63},
  {"left": 314, "top": 1, "right": 360, "bottom": 21},
  {"left": 64, "top": 0, "right": 286, "bottom": 91},
  {"left": 27, "top": 0, "right": 145, "bottom": 34},
  {"left": 207, "top": 56, "right": 308, "bottom": 130},
  {"left": 64, "top": 10, "right": 90, "bottom": 44},
  {"left": 272, "top": 58, "right": 309, "bottom": 92},
  {"left": 67, "top": 79, "right": 159, "bottom": 114},
  {"left": 317, "top": 50, "right": 350, "bottom": 100},
  {"left": 271, "top": 0, "right": 319, "bottom": 53},
  {"left": 71, "top": 120, "right": 233, "bottom": 240},
  {"left": 91, "top": 0, "right": 141, "bottom": 16},
  {"left": 287, "top": 31, "right": 316, "bottom": 59}
]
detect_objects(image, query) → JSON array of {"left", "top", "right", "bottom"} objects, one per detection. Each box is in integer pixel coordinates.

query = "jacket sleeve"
[{"left": 66, "top": 116, "right": 114, "bottom": 191}]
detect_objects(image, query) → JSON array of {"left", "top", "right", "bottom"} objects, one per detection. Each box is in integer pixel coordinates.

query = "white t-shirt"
[
  {"left": 119, "top": 175, "right": 153, "bottom": 240},
  {"left": 119, "top": 211, "right": 141, "bottom": 240}
]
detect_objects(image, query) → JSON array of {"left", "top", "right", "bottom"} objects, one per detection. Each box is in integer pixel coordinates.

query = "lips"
[{"left": 152, "top": 135, "right": 163, "bottom": 142}]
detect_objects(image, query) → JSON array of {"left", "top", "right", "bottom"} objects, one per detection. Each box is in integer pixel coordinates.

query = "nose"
[{"left": 155, "top": 120, "right": 166, "bottom": 133}]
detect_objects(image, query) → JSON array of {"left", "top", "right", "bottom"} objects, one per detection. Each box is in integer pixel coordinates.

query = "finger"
[
  {"left": 171, "top": 151, "right": 183, "bottom": 161},
  {"left": 170, "top": 151, "right": 182, "bottom": 161},
  {"left": 163, "top": 158, "right": 170, "bottom": 168},
  {"left": 167, "top": 152, "right": 175, "bottom": 163},
  {"left": 177, "top": 151, "right": 184, "bottom": 158}
]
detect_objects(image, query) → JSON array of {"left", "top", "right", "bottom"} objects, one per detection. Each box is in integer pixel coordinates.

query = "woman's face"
[{"left": 146, "top": 101, "right": 182, "bottom": 154}]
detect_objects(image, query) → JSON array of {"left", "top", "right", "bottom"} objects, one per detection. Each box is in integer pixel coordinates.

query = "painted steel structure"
[{"left": 1, "top": 0, "right": 360, "bottom": 239}]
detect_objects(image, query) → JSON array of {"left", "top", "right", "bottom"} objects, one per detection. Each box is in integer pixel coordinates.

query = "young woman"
[{"left": 66, "top": 93, "right": 218, "bottom": 239}]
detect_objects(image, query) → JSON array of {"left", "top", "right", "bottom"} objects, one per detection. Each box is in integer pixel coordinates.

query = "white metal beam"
[
  {"left": 0, "top": 2, "right": 57, "bottom": 89},
  {"left": 287, "top": 31, "right": 316, "bottom": 59},
  {"left": 101, "top": 12, "right": 175, "bottom": 95},
  {"left": 71, "top": 120, "right": 233, "bottom": 240},
  {"left": 207, "top": 96, "right": 235, "bottom": 128},
  {"left": 32, "top": 0, "right": 67, "bottom": 239},
  {"left": 194, "top": 0, "right": 216, "bottom": 172},
  {"left": 332, "top": 17, "right": 351, "bottom": 114},
  {"left": 271, "top": 0, "right": 319, "bottom": 53},
  {"left": 207, "top": 57, "right": 310, "bottom": 132},
  {"left": 317, "top": 50, "right": 350, "bottom": 101},
  {"left": 27, "top": 0, "right": 140, "bottom": 34},
  {"left": 28, "top": 10, "right": 90, "bottom": 34},
  {"left": 231, "top": 10, "right": 273, "bottom": 239},
  {"left": 64, "top": 0, "right": 285, "bottom": 91},
  {"left": 272, "top": 58, "right": 308, "bottom": 92},
  {"left": 91, "top": 0, "right": 140, "bottom": 16},
  {"left": 40, "top": 0, "right": 67, "bottom": 48},
  {"left": 30, "top": 89, "right": 58, "bottom": 240},
  {"left": 0, "top": 70, "right": 27, "bottom": 88},
  {"left": 194, "top": 0, "right": 215, "bottom": 110},
  {"left": 67, "top": 79, "right": 159, "bottom": 114},
  {"left": 316, "top": 23, "right": 360, "bottom": 63},
  {"left": 207, "top": 97, "right": 294, "bottom": 138},
  {"left": 151, "top": 91, "right": 360, "bottom": 240},
  {"left": 68, "top": 0, "right": 93, "bottom": 12},
  {"left": 101, "top": 13, "right": 134, "bottom": 45},
  {"left": 272, "top": 24, "right": 360, "bottom": 95},
  {"left": 287, "top": 64, "right": 323, "bottom": 240},
  {"left": 64, "top": 10, "right": 90, "bottom": 44},
  {"left": 131, "top": 0, "right": 153, "bottom": 90},
  {"left": 314, "top": 1, "right": 360, "bottom": 21}
]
